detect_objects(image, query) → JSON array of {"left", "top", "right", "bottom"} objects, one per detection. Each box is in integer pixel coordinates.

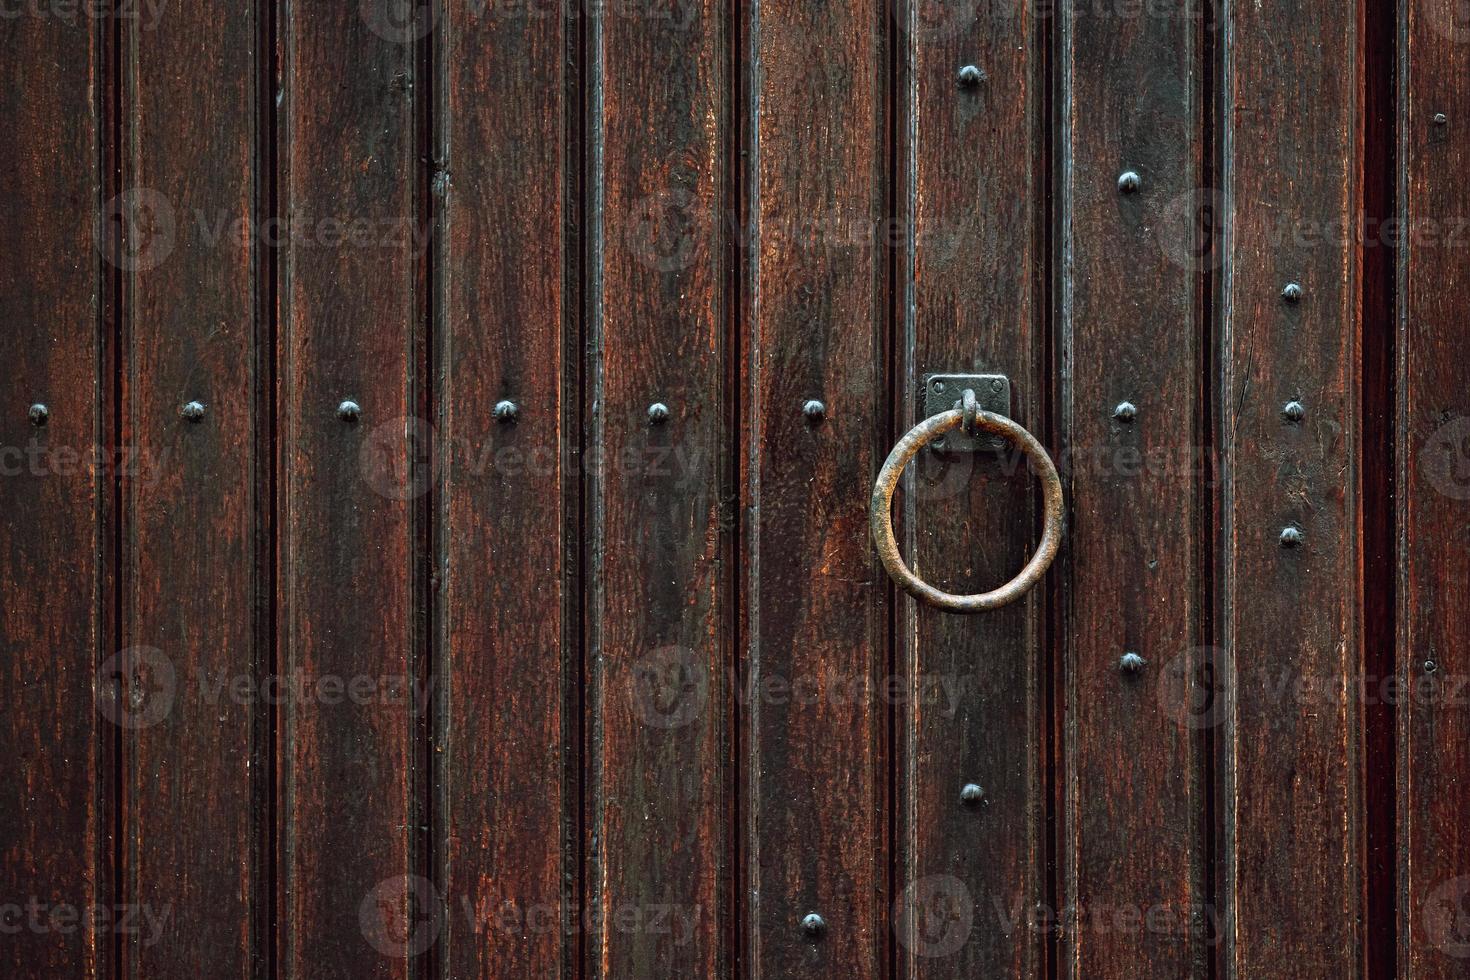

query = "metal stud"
[
  {"left": 181, "top": 401, "right": 206, "bottom": 423},
  {"left": 1117, "top": 171, "right": 1142, "bottom": 194},
  {"left": 802, "top": 399, "right": 826, "bottom": 423},
  {"left": 959, "top": 783, "right": 985, "bottom": 806},
  {"left": 1282, "top": 282, "right": 1304, "bottom": 304},
  {"left": 28, "top": 403, "right": 48, "bottom": 427},
  {"left": 1280, "top": 526, "right": 1304, "bottom": 548},
  {"left": 1113, "top": 401, "right": 1137, "bottom": 423},
  {"left": 801, "top": 912, "right": 826, "bottom": 938},
  {"left": 1119, "top": 652, "right": 1147, "bottom": 674},
  {"left": 1425, "top": 659, "right": 1439, "bottom": 675},
  {"left": 1435, "top": 112, "right": 1449, "bottom": 126},
  {"left": 493, "top": 400, "right": 519, "bottom": 423},
  {"left": 337, "top": 400, "right": 362, "bottom": 423},
  {"left": 648, "top": 402, "right": 671, "bottom": 424},
  {"left": 1282, "top": 400, "right": 1305, "bottom": 423},
  {"left": 957, "top": 64, "right": 984, "bottom": 87}
]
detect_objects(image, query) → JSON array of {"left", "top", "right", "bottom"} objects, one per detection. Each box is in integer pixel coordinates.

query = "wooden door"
[{"left": 0, "top": 0, "right": 1460, "bottom": 977}]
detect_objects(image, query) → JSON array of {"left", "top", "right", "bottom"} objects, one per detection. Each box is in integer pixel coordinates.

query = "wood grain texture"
[
  {"left": 278, "top": 1, "right": 421, "bottom": 975},
  {"left": 897, "top": 1, "right": 1046, "bottom": 976},
  {"left": 1058, "top": 4, "right": 1207, "bottom": 977},
  {"left": 437, "top": 0, "right": 575, "bottom": 976},
  {"left": 0, "top": 11, "right": 106, "bottom": 979},
  {"left": 1220, "top": 0, "right": 1364, "bottom": 975},
  {"left": 120, "top": 0, "right": 263, "bottom": 975},
  {"left": 740, "top": 0, "right": 887, "bottom": 973},
  {"left": 585, "top": 0, "right": 730, "bottom": 974},
  {"left": 1399, "top": 3, "right": 1470, "bottom": 975}
]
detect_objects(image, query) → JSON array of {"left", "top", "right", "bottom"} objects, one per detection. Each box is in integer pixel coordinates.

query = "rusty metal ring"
[{"left": 870, "top": 408, "right": 1063, "bottom": 613}]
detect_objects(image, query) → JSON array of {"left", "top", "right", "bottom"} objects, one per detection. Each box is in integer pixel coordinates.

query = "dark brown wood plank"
[
  {"left": 1399, "top": 5, "right": 1470, "bottom": 975},
  {"left": 437, "top": 0, "right": 575, "bottom": 976},
  {"left": 119, "top": 1, "right": 264, "bottom": 975},
  {"left": 585, "top": 0, "right": 730, "bottom": 972},
  {"left": 740, "top": 0, "right": 887, "bottom": 974},
  {"left": 0, "top": 12, "right": 107, "bottom": 980},
  {"left": 897, "top": 2, "right": 1046, "bottom": 976},
  {"left": 278, "top": 4, "right": 421, "bottom": 976},
  {"left": 1057, "top": 6, "right": 1207, "bottom": 977},
  {"left": 1220, "top": 0, "right": 1364, "bottom": 974}
]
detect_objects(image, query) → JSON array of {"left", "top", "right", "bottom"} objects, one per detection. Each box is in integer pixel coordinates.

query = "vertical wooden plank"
[
  {"left": 1400, "top": 2, "right": 1470, "bottom": 975},
  {"left": 897, "top": 1, "right": 1046, "bottom": 977},
  {"left": 120, "top": 0, "right": 264, "bottom": 975},
  {"left": 1058, "top": 4, "right": 1208, "bottom": 977},
  {"left": 741, "top": 0, "right": 887, "bottom": 973},
  {"left": 586, "top": 0, "right": 730, "bottom": 970},
  {"left": 0, "top": 12, "right": 106, "bottom": 980},
  {"left": 437, "top": 0, "right": 575, "bottom": 976},
  {"left": 1220, "top": 0, "right": 1364, "bottom": 975},
  {"left": 279, "top": 0, "right": 420, "bottom": 974}
]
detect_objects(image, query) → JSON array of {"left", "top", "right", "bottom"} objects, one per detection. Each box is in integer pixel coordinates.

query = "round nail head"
[
  {"left": 1113, "top": 401, "right": 1137, "bottom": 423},
  {"left": 1118, "top": 171, "right": 1142, "bottom": 194},
  {"left": 1280, "top": 526, "right": 1304, "bottom": 548},
  {"left": 337, "top": 400, "right": 362, "bottom": 423},
  {"left": 493, "top": 400, "right": 519, "bottom": 423},
  {"left": 181, "top": 401, "right": 206, "bottom": 423},
  {"left": 648, "top": 402, "right": 670, "bottom": 424},
  {"left": 801, "top": 912, "right": 826, "bottom": 938},
  {"left": 802, "top": 399, "right": 826, "bottom": 422},
  {"left": 1435, "top": 112, "right": 1449, "bottom": 126},
  {"left": 1120, "top": 652, "right": 1147, "bottom": 674},
  {"left": 957, "top": 64, "right": 984, "bottom": 86},
  {"left": 28, "top": 403, "right": 48, "bottom": 427},
  {"left": 1282, "top": 282, "right": 1304, "bottom": 304},
  {"left": 1283, "top": 401, "right": 1305, "bottom": 423},
  {"left": 960, "top": 783, "right": 985, "bottom": 806}
]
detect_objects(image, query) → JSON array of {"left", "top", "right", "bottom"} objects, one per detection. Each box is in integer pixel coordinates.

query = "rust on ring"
[{"left": 870, "top": 407, "right": 1063, "bottom": 612}]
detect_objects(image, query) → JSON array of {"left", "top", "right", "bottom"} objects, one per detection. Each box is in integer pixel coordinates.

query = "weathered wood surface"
[
  {"left": 1058, "top": 4, "right": 1209, "bottom": 978},
  {"left": 741, "top": 0, "right": 888, "bottom": 973},
  {"left": 1220, "top": 0, "right": 1366, "bottom": 975}
]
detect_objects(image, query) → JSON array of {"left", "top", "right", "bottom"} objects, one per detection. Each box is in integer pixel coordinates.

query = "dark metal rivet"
[
  {"left": 957, "top": 64, "right": 984, "bottom": 86},
  {"left": 648, "top": 402, "right": 670, "bottom": 424},
  {"left": 1119, "top": 652, "right": 1147, "bottom": 674},
  {"left": 1425, "top": 660, "right": 1439, "bottom": 674},
  {"left": 1118, "top": 171, "right": 1142, "bottom": 194},
  {"left": 802, "top": 399, "right": 826, "bottom": 423},
  {"left": 1282, "top": 401, "right": 1305, "bottom": 423},
  {"left": 28, "top": 403, "right": 48, "bottom": 427},
  {"left": 181, "top": 401, "right": 206, "bottom": 422},
  {"left": 1113, "top": 401, "right": 1137, "bottom": 423},
  {"left": 1280, "top": 526, "right": 1304, "bottom": 548},
  {"left": 493, "top": 400, "right": 519, "bottom": 423},
  {"left": 1435, "top": 113, "right": 1449, "bottom": 126},
  {"left": 801, "top": 912, "right": 826, "bottom": 938},
  {"left": 960, "top": 783, "right": 985, "bottom": 805},
  {"left": 1282, "top": 282, "right": 1304, "bottom": 304},
  {"left": 337, "top": 400, "right": 362, "bottom": 423}
]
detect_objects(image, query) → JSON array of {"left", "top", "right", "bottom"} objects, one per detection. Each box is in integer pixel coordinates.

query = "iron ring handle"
[{"left": 870, "top": 400, "right": 1064, "bottom": 613}]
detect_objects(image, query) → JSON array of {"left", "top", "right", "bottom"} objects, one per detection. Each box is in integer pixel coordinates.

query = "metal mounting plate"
[{"left": 922, "top": 373, "right": 1011, "bottom": 453}]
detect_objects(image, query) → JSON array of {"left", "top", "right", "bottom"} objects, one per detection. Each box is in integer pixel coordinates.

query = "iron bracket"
[{"left": 922, "top": 373, "right": 1011, "bottom": 453}]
